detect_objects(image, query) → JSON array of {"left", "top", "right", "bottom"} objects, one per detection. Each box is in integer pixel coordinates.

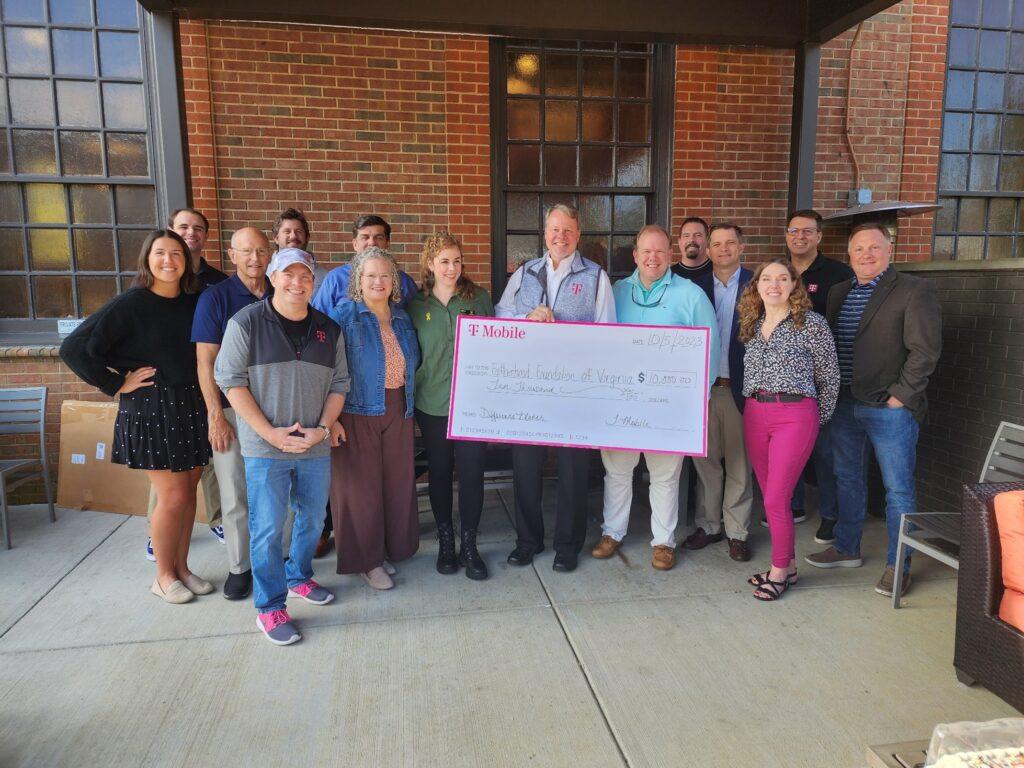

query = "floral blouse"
[{"left": 741, "top": 310, "right": 840, "bottom": 425}]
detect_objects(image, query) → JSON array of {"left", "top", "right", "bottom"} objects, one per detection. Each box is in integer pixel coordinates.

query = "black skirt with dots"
[{"left": 113, "top": 383, "right": 211, "bottom": 472}]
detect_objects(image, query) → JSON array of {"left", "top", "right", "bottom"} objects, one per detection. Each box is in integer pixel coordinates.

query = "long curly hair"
[
  {"left": 347, "top": 246, "right": 403, "bottom": 304},
  {"left": 737, "top": 258, "right": 811, "bottom": 343},
  {"left": 420, "top": 231, "right": 478, "bottom": 300}
]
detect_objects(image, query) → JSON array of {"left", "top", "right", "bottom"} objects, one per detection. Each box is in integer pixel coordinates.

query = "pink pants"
[{"left": 743, "top": 397, "right": 820, "bottom": 568}]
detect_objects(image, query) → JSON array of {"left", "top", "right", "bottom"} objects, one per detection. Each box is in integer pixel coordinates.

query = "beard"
[{"left": 683, "top": 245, "right": 701, "bottom": 261}]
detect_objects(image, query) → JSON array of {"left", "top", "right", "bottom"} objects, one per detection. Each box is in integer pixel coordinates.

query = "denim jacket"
[{"left": 328, "top": 300, "right": 419, "bottom": 418}]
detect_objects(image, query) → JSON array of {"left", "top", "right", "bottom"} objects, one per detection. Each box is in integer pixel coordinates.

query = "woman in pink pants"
[{"left": 737, "top": 259, "right": 839, "bottom": 601}]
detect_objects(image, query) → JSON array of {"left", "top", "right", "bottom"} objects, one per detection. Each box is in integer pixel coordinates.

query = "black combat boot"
[
  {"left": 436, "top": 522, "right": 459, "bottom": 575},
  {"left": 459, "top": 528, "right": 488, "bottom": 581}
]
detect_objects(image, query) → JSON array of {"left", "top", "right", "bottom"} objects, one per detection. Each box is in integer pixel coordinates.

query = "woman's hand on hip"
[{"left": 116, "top": 367, "right": 156, "bottom": 395}]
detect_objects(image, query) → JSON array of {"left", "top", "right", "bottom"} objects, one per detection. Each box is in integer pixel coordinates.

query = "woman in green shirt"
[{"left": 408, "top": 232, "right": 494, "bottom": 580}]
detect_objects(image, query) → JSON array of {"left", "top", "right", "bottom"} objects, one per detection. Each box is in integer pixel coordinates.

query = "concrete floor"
[{"left": 0, "top": 484, "right": 1016, "bottom": 768}]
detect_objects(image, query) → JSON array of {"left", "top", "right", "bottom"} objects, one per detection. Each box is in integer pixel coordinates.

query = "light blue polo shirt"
[{"left": 612, "top": 268, "right": 719, "bottom": 388}]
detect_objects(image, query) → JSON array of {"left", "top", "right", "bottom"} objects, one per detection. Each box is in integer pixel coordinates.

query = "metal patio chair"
[
  {"left": 0, "top": 387, "right": 56, "bottom": 549},
  {"left": 892, "top": 420, "right": 1024, "bottom": 608}
]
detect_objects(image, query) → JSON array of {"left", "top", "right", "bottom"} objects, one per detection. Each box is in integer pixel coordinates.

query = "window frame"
[
  {"left": 488, "top": 38, "right": 674, "bottom": 296},
  {"left": 934, "top": 0, "right": 1024, "bottom": 262},
  {"left": 0, "top": 4, "right": 186, "bottom": 338}
]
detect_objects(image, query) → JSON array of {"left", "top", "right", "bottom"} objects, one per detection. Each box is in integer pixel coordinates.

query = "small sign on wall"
[{"left": 57, "top": 318, "right": 85, "bottom": 337}]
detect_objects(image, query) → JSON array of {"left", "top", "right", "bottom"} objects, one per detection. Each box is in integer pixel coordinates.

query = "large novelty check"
[{"left": 447, "top": 317, "right": 710, "bottom": 455}]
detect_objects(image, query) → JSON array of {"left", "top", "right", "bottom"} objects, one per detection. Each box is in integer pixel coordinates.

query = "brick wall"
[
  {"left": 670, "top": 0, "right": 946, "bottom": 266},
  {"left": 904, "top": 266, "right": 1024, "bottom": 514},
  {"left": 177, "top": 21, "right": 491, "bottom": 285},
  {"left": 670, "top": 45, "right": 795, "bottom": 260},
  {"left": 0, "top": 352, "right": 110, "bottom": 505}
]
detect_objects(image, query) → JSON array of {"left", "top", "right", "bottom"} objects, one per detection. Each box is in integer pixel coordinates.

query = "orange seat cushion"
[
  {"left": 1000, "top": 588, "right": 1024, "bottom": 633},
  {"left": 994, "top": 491, "right": 1024, "bottom": 595},
  {"left": 995, "top": 491, "right": 1024, "bottom": 631}
]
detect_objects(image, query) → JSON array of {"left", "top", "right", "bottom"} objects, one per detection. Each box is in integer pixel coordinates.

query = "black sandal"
[
  {"left": 747, "top": 569, "right": 797, "bottom": 587},
  {"left": 753, "top": 576, "right": 791, "bottom": 601}
]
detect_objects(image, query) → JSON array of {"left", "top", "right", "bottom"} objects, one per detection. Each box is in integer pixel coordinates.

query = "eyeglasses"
[
  {"left": 630, "top": 280, "right": 668, "bottom": 308},
  {"left": 786, "top": 227, "right": 818, "bottom": 237},
  {"left": 233, "top": 248, "right": 271, "bottom": 257}
]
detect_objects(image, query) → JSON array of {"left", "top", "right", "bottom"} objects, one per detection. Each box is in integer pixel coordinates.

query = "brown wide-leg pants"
[{"left": 331, "top": 387, "right": 419, "bottom": 574}]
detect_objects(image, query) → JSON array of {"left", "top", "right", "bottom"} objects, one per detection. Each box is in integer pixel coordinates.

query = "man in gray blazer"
[{"left": 805, "top": 222, "right": 941, "bottom": 598}]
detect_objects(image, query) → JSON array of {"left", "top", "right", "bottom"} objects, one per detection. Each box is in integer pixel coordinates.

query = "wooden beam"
[{"left": 137, "top": 0, "right": 809, "bottom": 47}]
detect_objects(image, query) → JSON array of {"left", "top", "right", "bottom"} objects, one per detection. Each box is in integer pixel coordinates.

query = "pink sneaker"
[
  {"left": 256, "top": 609, "right": 300, "bottom": 645},
  {"left": 288, "top": 580, "right": 335, "bottom": 605}
]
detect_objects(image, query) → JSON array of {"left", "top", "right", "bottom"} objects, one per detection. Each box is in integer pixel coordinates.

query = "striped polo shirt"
[{"left": 835, "top": 268, "right": 888, "bottom": 384}]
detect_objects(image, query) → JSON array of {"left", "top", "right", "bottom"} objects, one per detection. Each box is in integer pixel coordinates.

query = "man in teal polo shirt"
[{"left": 591, "top": 224, "right": 718, "bottom": 570}]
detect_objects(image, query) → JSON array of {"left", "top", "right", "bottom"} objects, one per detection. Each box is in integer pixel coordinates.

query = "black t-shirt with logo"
[
  {"left": 271, "top": 303, "right": 312, "bottom": 356},
  {"left": 794, "top": 252, "right": 854, "bottom": 316}
]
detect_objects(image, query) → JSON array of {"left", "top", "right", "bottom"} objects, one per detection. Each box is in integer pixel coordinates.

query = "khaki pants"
[
  {"left": 207, "top": 409, "right": 251, "bottom": 574},
  {"left": 692, "top": 386, "right": 753, "bottom": 540},
  {"left": 600, "top": 449, "right": 684, "bottom": 547}
]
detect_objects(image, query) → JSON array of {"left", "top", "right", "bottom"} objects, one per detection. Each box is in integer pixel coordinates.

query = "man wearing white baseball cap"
[{"left": 215, "top": 247, "right": 350, "bottom": 645}]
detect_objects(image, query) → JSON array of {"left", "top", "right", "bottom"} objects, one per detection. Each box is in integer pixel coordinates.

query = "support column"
[{"left": 787, "top": 42, "right": 821, "bottom": 213}]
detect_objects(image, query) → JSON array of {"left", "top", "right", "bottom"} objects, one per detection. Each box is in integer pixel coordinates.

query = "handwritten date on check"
[{"left": 447, "top": 317, "right": 710, "bottom": 456}]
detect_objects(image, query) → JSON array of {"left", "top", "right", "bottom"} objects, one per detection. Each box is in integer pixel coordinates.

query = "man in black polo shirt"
[
  {"left": 783, "top": 209, "right": 853, "bottom": 545},
  {"left": 170, "top": 207, "right": 228, "bottom": 291}
]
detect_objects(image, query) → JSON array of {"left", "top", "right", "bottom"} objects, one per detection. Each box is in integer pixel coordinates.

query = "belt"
[
  {"left": 752, "top": 392, "right": 807, "bottom": 403},
  {"left": 713, "top": 377, "right": 731, "bottom": 388}
]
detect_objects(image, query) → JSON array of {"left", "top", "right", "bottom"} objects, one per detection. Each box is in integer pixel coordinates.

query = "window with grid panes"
[
  {"left": 0, "top": 0, "right": 158, "bottom": 320},
  {"left": 935, "top": 0, "right": 1024, "bottom": 261},
  {"left": 498, "top": 40, "right": 668, "bottom": 284}
]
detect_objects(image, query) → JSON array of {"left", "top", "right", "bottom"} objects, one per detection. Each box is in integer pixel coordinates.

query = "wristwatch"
[{"left": 317, "top": 423, "right": 330, "bottom": 442}]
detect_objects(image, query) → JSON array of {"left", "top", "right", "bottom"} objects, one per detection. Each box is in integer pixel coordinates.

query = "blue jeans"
[
  {"left": 790, "top": 423, "right": 837, "bottom": 520},
  {"left": 831, "top": 394, "right": 919, "bottom": 567},
  {"left": 244, "top": 456, "right": 331, "bottom": 613}
]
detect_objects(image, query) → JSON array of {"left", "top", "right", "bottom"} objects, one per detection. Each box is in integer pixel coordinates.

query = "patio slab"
[
  {"left": 0, "top": 607, "right": 624, "bottom": 768},
  {"left": 0, "top": 477, "right": 1014, "bottom": 768},
  {"left": 554, "top": 579, "right": 1016, "bottom": 768},
  {"left": 0, "top": 504, "right": 126, "bottom": 636},
  {"left": 0, "top": 510, "right": 546, "bottom": 653}
]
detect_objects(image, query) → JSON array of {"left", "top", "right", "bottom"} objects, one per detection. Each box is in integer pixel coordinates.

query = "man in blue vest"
[
  {"left": 680, "top": 222, "right": 755, "bottom": 562},
  {"left": 495, "top": 203, "right": 616, "bottom": 572}
]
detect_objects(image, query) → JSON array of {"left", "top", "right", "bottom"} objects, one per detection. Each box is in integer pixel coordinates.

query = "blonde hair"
[
  {"left": 737, "top": 258, "right": 812, "bottom": 343},
  {"left": 347, "top": 246, "right": 402, "bottom": 304},
  {"left": 420, "top": 231, "right": 478, "bottom": 300}
]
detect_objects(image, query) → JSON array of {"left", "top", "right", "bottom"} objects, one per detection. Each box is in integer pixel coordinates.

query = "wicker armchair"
[{"left": 954, "top": 481, "right": 1024, "bottom": 713}]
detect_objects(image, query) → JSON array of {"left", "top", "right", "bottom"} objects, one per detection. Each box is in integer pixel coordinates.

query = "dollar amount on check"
[{"left": 447, "top": 317, "right": 710, "bottom": 455}]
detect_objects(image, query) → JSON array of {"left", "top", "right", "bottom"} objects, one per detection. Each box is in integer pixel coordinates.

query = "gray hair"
[
  {"left": 544, "top": 203, "right": 580, "bottom": 227},
  {"left": 348, "top": 246, "right": 402, "bottom": 304}
]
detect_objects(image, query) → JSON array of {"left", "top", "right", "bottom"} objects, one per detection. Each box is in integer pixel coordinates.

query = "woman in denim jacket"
[{"left": 328, "top": 247, "right": 421, "bottom": 590}]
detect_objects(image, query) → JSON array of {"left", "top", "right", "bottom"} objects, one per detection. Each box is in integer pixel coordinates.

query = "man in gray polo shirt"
[{"left": 216, "top": 248, "right": 350, "bottom": 645}]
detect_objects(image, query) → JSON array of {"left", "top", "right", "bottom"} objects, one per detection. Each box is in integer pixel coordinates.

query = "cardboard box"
[{"left": 57, "top": 400, "right": 208, "bottom": 522}]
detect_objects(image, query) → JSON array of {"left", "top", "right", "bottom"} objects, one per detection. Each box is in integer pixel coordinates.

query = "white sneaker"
[{"left": 145, "top": 538, "right": 156, "bottom": 562}]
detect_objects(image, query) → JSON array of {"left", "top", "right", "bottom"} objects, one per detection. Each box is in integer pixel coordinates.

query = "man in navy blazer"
[{"left": 681, "top": 223, "right": 755, "bottom": 561}]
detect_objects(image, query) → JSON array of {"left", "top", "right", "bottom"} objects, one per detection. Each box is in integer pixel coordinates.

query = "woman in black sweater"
[{"left": 61, "top": 230, "right": 212, "bottom": 604}]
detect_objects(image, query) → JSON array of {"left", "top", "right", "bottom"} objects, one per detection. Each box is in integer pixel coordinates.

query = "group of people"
[{"left": 59, "top": 201, "right": 941, "bottom": 645}]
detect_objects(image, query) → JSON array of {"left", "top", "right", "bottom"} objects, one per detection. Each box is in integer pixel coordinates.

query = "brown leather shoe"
[
  {"left": 728, "top": 538, "right": 751, "bottom": 562},
  {"left": 652, "top": 545, "right": 676, "bottom": 570},
  {"left": 591, "top": 535, "right": 622, "bottom": 559},
  {"left": 680, "top": 527, "right": 725, "bottom": 550},
  {"left": 314, "top": 532, "right": 332, "bottom": 558}
]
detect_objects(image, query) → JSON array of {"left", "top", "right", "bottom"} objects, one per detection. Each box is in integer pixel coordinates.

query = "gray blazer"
[{"left": 826, "top": 268, "right": 941, "bottom": 422}]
